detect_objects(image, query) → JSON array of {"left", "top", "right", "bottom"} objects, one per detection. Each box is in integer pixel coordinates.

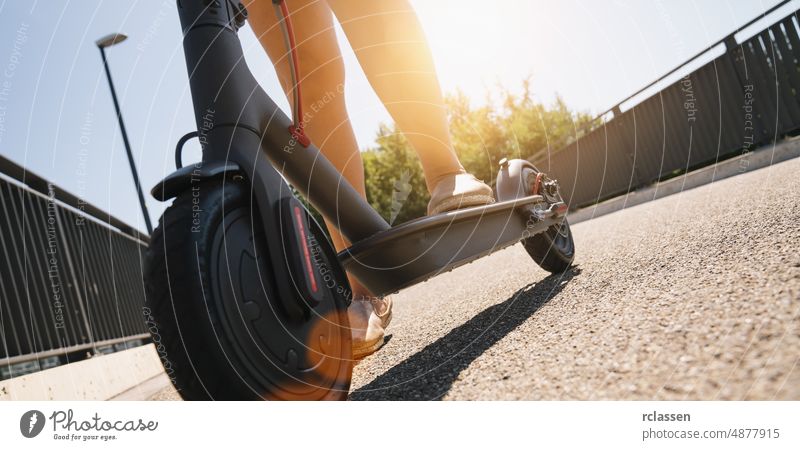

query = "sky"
[{"left": 0, "top": 0, "right": 796, "bottom": 234}]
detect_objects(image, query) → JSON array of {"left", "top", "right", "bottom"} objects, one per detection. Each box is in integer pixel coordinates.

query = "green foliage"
[
  {"left": 362, "top": 125, "right": 429, "bottom": 225},
  {"left": 363, "top": 80, "right": 596, "bottom": 223}
]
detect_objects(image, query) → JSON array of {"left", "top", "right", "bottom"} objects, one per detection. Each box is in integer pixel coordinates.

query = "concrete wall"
[{"left": 0, "top": 344, "right": 165, "bottom": 400}]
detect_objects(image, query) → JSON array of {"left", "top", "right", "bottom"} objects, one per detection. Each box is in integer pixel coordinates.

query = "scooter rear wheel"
[
  {"left": 144, "top": 180, "right": 353, "bottom": 400},
  {"left": 521, "top": 217, "right": 575, "bottom": 273},
  {"left": 519, "top": 166, "right": 576, "bottom": 273}
]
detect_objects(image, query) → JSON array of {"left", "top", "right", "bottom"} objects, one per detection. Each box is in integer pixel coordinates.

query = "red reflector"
[
  {"left": 289, "top": 125, "right": 311, "bottom": 147},
  {"left": 293, "top": 205, "right": 318, "bottom": 293},
  {"left": 531, "top": 173, "right": 545, "bottom": 195}
]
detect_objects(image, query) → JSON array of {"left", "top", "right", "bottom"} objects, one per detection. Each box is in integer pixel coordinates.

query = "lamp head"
[{"left": 96, "top": 33, "right": 128, "bottom": 49}]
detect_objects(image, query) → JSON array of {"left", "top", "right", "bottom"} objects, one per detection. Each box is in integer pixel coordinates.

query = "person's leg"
[
  {"left": 247, "top": 0, "right": 391, "bottom": 357},
  {"left": 246, "top": 0, "right": 367, "bottom": 295},
  {"left": 325, "top": 0, "right": 463, "bottom": 192}
]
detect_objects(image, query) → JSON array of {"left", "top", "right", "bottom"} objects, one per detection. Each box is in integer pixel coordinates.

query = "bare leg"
[
  {"left": 246, "top": 0, "right": 372, "bottom": 300},
  {"left": 326, "top": 0, "right": 465, "bottom": 193}
]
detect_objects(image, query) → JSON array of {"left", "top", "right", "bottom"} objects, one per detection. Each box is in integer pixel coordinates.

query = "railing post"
[{"left": 723, "top": 34, "right": 739, "bottom": 53}]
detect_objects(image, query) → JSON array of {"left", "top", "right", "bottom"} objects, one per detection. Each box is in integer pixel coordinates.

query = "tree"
[
  {"left": 361, "top": 81, "right": 596, "bottom": 223},
  {"left": 361, "top": 124, "right": 428, "bottom": 225}
]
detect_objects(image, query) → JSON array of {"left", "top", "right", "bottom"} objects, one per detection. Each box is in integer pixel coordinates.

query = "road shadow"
[{"left": 350, "top": 266, "right": 581, "bottom": 400}]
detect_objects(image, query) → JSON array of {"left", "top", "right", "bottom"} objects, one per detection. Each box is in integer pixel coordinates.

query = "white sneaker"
[
  {"left": 427, "top": 172, "right": 495, "bottom": 215},
  {"left": 349, "top": 296, "right": 393, "bottom": 359}
]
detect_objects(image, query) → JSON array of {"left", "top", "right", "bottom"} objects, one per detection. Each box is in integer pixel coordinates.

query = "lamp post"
[{"left": 96, "top": 33, "right": 153, "bottom": 235}]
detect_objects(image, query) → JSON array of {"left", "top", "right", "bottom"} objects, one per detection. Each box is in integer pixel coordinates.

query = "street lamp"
[{"left": 96, "top": 33, "right": 153, "bottom": 235}]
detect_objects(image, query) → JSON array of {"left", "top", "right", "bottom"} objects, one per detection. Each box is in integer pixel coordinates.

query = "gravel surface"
[
  {"left": 149, "top": 156, "right": 799, "bottom": 401},
  {"left": 348, "top": 157, "right": 800, "bottom": 400}
]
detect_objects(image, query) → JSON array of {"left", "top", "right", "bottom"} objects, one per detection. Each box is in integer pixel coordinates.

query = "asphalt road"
[
  {"left": 348, "top": 156, "right": 800, "bottom": 400},
  {"left": 151, "top": 156, "right": 799, "bottom": 400}
]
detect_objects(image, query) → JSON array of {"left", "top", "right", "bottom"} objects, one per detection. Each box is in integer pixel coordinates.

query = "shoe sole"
[
  {"left": 428, "top": 194, "right": 495, "bottom": 216},
  {"left": 352, "top": 337, "right": 385, "bottom": 359}
]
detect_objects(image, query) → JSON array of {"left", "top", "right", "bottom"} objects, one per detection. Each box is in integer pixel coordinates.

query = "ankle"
[{"left": 350, "top": 289, "right": 376, "bottom": 302}]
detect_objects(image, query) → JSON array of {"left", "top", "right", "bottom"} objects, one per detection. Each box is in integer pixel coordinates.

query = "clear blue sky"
[{"left": 0, "top": 0, "right": 795, "bottom": 233}]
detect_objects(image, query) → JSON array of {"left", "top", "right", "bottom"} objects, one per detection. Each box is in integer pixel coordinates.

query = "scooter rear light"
[
  {"left": 531, "top": 173, "right": 545, "bottom": 195},
  {"left": 281, "top": 197, "right": 325, "bottom": 308},
  {"left": 293, "top": 205, "right": 318, "bottom": 294}
]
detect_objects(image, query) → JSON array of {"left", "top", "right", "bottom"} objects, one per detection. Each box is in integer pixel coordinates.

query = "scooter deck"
[{"left": 338, "top": 194, "right": 561, "bottom": 297}]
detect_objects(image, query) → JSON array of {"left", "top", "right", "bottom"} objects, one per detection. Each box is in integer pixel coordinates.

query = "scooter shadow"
[{"left": 349, "top": 266, "right": 582, "bottom": 400}]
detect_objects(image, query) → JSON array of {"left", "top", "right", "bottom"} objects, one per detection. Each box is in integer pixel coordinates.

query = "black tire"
[
  {"left": 521, "top": 218, "right": 575, "bottom": 273},
  {"left": 519, "top": 163, "right": 575, "bottom": 273},
  {"left": 143, "top": 180, "right": 352, "bottom": 400}
]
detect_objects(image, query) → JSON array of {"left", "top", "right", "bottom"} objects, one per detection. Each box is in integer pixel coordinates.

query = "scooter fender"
[
  {"left": 495, "top": 158, "right": 538, "bottom": 202},
  {"left": 150, "top": 160, "right": 242, "bottom": 202}
]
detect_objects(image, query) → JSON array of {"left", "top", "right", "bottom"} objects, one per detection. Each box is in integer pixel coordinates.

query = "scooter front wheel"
[{"left": 144, "top": 180, "right": 353, "bottom": 400}]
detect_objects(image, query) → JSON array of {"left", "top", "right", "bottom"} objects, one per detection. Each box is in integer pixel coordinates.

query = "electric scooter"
[{"left": 144, "top": 0, "right": 575, "bottom": 400}]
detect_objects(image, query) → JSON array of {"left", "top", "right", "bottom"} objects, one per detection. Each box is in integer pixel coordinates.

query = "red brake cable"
[{"left": 274, "top": 0, "right": 310, "bottom": 147}]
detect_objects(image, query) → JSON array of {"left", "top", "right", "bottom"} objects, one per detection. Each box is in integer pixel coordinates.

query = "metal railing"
[
  {"left": 534, "top": 2, "right": 800, "bottom": 208},
  {"left": 0, "top": 154, "right": 150, "bottom": 379}
]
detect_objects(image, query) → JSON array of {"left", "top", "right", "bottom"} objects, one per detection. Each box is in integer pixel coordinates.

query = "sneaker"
[
  {"left": 427, "top": 172, "right": 495, "bottom": 215},
  {"left": 349, "top": 296, "right": 393, "bottom": 359}
]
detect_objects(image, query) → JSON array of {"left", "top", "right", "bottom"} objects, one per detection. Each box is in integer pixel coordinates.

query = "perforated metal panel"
[
  {"left": 0, "top": 155, "right": 149, "bottom": 371},
  {"left": 535, "top": 7, "right": 800, "bottom": 208}
]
